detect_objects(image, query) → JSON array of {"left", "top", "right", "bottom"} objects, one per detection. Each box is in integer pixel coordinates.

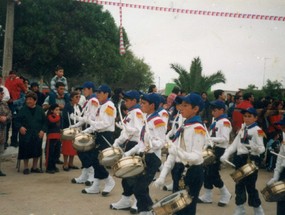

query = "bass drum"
[
  {"left": 99, "top": 147, "right": 123, "bottom": 167},
  {"left": 261, "top": 180, "right": 285, "bottom": 202},
  {"left": 73, "top": 133, "right": 95, "bottom": 152},
  {"left": 113, "top": 156, "right": 145, "bottom": 178},
  {"left": 61, "top": 127, "right": 80, "bottom": 140},
  {"left": 152, "top": 189, "right": 192, "bottom": 215},
  {"left": 202, "top": 148, "right": 216, "bottom": 166},
  {"left": 230, "top": 162, "right": 257, "bottom": 183}
]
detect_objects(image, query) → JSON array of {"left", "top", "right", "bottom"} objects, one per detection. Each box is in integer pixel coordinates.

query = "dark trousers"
[
  {"left": 277, "top": 169, "right": 285, "bottom": 215},
  {"left": 132, "top": 153, "right": 161, "bottom": 212},
  {"left": 46, "top": 139, "right": 60, "bottom": 170},
  {"left": 92, "top": 131, "right": 113, "bottom": 180},
  {"left": 171, "top": 162, "right": 185, "bottom": 193},
  {"left": 203, "top": 147, "right": 225, "bottom": 189},
  {"left": 233, "top": 154, "right": 261, "bottom": 207},
  {"left": 176, "top": 164, "right": 204, "bottom": 215}
]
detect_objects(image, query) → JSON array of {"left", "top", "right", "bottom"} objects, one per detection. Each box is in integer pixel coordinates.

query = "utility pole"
[{"left": 2, "top": 0, "right": 15, "bottom": 81}]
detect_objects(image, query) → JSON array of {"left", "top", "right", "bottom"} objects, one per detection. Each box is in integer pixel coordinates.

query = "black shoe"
[
  {"left": 63, "top": 166, "right": 70, "bottom": 171},
  {"left": 85, "top": 181, "right": 93, "bottom": 186},
  {"left": 31, "top": 168, "right": 43, "bottom": 173},
  {"left": 23, "top": 168, "right": 30, "bottom": 175},
  {"left": 68, "top": 165, "right": 79, "bottom": 169},
  {"left": 56, "top": 160, "right": 64, "bottom": 164},
  {"left": 0, "top": 170, "right": 6, "bottom": 176},
  {"left": 46, "top": 169, "right": 55, "bottom": 174},
  {"left": 130, "top": 207, "right": 138, "bottom": 214},
  {"left": 55, "top": 167, "right": 60, "bottom": 172}
]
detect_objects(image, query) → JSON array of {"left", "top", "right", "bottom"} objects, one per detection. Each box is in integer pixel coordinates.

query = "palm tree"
[{"left": 172, "top": 57, "right": 226, "bottom": 93}]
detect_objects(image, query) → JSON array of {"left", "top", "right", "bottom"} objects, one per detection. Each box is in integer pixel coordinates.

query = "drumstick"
[
  {"left": 102, "top": 135, "right": 114, "bottom": 148},
  {"left": 118, "top": 102, "right": 126, "bottom": 129},
  {"left": 225, "top": 159, "right": 236, "bottom": 168},
  {"left": 204, "top": 123, "right": 214, "bottom": 148},
  {"left": 67, "top": 112, "right": 72, "bottom": 127},
  {"left": 143, "top": 115, "right": 153, "bottom": 150},
  {"left": 270, "top": 150, "right": 285, "bottom": 159}
]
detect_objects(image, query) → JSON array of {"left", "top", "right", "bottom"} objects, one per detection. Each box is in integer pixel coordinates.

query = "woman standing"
[
  {"left": 61, "top": 91, "right": 81, "bottom": 171},
  {"left": 15, "top": 92, "right": 47, "bottom": 174}
]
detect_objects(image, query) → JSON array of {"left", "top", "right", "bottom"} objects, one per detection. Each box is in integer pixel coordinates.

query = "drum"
[
  {"left": 230, "top": 162, "right": 257, "bottom": 183},
  {"left": 61, "top": 127, "right": 80, "bottom": 140},
  {"left": 261, "top": 180, "right": 285, "bottom": 202},
  {"left": 152, "top": 190, "right": 192, "bottom": 215},
  {"left": 72, "top": 133, "right": 95, "bottom": 152},
  {"left": 113, "top": 156, "right": 145, "bottom": 178},
  {"left": 202, "top": 148, "right": 216, "bottom": 166},
  {"left": 99, "top": 147, "right": 123, "bottom": 167}
]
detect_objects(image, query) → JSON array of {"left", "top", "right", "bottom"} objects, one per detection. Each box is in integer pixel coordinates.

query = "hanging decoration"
[
  {"left": 77, "top": 0, "right": 285, "bottom": 22},
  {"left": 119, "top": 0, "right": 126, "bottom": 55}
]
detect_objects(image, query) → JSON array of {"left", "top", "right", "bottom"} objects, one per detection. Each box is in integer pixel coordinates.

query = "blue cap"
[
  {"left": 176, "top": 93, "right": 204, "bottom": 112},
  {"left": 141, "top": 93, "right": 161, "bottom": 109},
  {"left": 210, "top": 100, "right": 226, "bottom": 110},
  {"left": 241, "top": 107, "right": 257, "bottom": 116},
  {"left": 159, "top": 95, "right": 166, "bottom": 104},
  {"left": 81, "top": 82, "right": 96, "bottom": 91},
  {"left": 275, "top": 117, "right": 285, "bottom": 126},
  {"left": 96, "top": 84, "right": 111, "bottom": 94},
  {"left": 123, "top": 90, "right": 140, "bottom": 102}
]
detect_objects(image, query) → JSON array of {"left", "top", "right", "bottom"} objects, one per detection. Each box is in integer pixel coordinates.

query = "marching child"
[
  {"left": 267, "top": 117, "right": 285, "bottom": 215},
  {"left": 220, "top": 107, "right": 265, "bottom": 215},
  {"left": 154, "top": 93, "right": 206, "bottom": 215},
  {"left": 46, "top": 104, "right": 61, "bottom": 173}
]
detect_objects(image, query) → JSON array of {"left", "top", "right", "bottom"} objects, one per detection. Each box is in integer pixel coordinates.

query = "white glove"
[
  {"left": 113, "top": 139, "right": 119, "bottom": 148},
  {"left": 144, "top": 132, "right": 151, "bottom": 146},
  {"left": 86, "top": 118, "right": 96, "bottom": 127},
  {"left": 124, "top": 150, "right": 132, "bottom": 157},
  {"left": 153, "top": 177, "right": 165, "bottom": 189},
  {"left": 220, "top": 154, "right": 228, "bottom": 164},
  {"left": 69, "top": 113, "right": 75, "bottom": 120},
  {"left": 69, "top": 124, "right": 79, "bottom": 128},
  {"left": 267, "top": 169, "right": 280, "bottom": 186},
  {"left": 115, "top": 122, "right": 123, "bottom": 129},
  {"left": 125, "top": 126, "right": 136, "bottom": 135},
  {"left": 82, "top": 127, "right": 93, "bottom": 134}
]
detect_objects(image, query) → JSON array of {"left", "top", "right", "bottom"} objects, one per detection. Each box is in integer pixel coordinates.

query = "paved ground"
[{"left": 0, "top": 149, "right": 276, "bottom": 215}]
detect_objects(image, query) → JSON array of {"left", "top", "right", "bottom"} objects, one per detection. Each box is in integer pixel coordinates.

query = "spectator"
[
  {"left": 50, "top": 66, "right": 68, "bottom": 93},
  {"left": 148, "top": 84, "right": 157, "bottom": 93},
  {"left": 30, "top": 82, "right": 46, "bottom": 106},
  {"left": 15, "top": 92, "right": 47, "bottom": 175},
  {"left": 213, "top": 89, "right": 226, "bottom": 101},
  {"left": 0, "top": 74, "right": 10, "bottom": 102}
]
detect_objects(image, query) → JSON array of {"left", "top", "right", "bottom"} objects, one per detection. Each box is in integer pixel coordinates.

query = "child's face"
[
  {"left": 180, "top": 101, "right": 199, "bottom": 119},
  {"left": 211, "top": 108, "right": 224, "bottom": 118},
  {"left": 56, "top": 69, "right": 64, "bottom": 78},
  {"left": 243, "top": 113, "right": 257, "bottom": 125},
  {"left": 53, "top": 107, "right": 61, "bottom": 115}
]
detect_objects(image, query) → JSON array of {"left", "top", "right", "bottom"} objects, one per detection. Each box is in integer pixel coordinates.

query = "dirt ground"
[{"left": 0, "top": 150, "right": 276, "bottom": 215}]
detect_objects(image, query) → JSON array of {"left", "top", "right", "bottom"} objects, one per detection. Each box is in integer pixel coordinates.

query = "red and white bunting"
[{"left": 77, "top": 0, "right": 285, "bottom": 22}]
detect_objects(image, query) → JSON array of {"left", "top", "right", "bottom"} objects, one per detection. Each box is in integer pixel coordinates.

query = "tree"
[
  {"left": 172, "top": 57, "right": 226, "bottom": 93},
  {"left": 2, "top": 0, "right": 153, "bottom": 89}
]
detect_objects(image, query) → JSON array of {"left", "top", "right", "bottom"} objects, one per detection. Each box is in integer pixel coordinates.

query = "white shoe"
[
  {"left": 110, "top": 195, "right": 132, "bottom": 210},
  {"left": 130, "top": 197, "right": 138, "bottom": 214},
  {"left": 82, "top": 178, "right": 100, "bottom": 194},
  {"left": 254, "top": 205, "right": 265, "bottom": 215},
  {"left": 233, "top": 204, "right": 246, "bottom": 215},
  {"left": 71, "top": 168, "right": 88, "bottom": 184},
  {"left": 85, "top": 167, "right": 95, "bottom": 186},
  {"left": 139, "top": 211, "right": 154, "bottom": 215},
  {"left": 198, "top": 188, "right": 212, "bottom": 203},
  {"left": 218, "top": 185, "right": 231, "bottom": 206},
  {"left": 102, "top": 175, "right": 115, "bottom": 196}
]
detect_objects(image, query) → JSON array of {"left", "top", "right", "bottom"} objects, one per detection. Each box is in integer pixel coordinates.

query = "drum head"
[
  {"left": 114, "top": 164, "right": 144, "bottom": 178},
  {"left": 73, "top": 133, "right": 95, "bottom": 152},
  {"left": 100, "top": 154, "right": 122, "bottom": 167}
]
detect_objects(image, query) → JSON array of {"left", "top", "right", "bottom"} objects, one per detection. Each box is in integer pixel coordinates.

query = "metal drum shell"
[
  {"left": 61, "top": 128, "right": 80, "bottom": 140},
  {"left": 152, "top": 190, "right": 192, "bottom": 215},
  {"left": 230, "top": 162, "right": 257, "bottom": 183},
  {"left": 202, "top": 148, "right": 216, "bottom": 166},
  {"left": 72, "top": 133, "right": 95, "bottom": 152},
  {"left": 113, "top": 156, "right": 144, "bottom": 178},
  {"left": 99, "top": 147, "right": 123, "bottom": 167},
  {"left": 261, "top": 180, "right": 285, "bottom": 202}
]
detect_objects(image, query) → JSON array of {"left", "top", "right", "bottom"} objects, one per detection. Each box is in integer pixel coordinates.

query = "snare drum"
[
  {"left": 61, "top": 127, "right": 80, "bottom": 140},
  {"left": 261, "top": 180, "right": 285, "bottom": 202},
  {"left": 152, "top": 190, "right": 192, "bottom": 215},
  {"left": 113, "top": 156, "right": 145, "bottom": 178},
  {"left": 230, "top": 162, "right": 257, "bottom": 183},
  {"left": 202, "top": 149, "right": 216, "bottom": 166},
  {"left": 73, "top": 133, "right": 95, "bottom": 152},
  {"left": 99, "top": 147, "right": 123, "bottom": 167}
]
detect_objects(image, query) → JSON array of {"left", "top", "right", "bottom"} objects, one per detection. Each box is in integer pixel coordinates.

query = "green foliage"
[
  {"left": 172, "top": 57, "right": 226, "bottom": 93},
  {"left": 5, "top": 0, "right": 152, "bottom": 89}
]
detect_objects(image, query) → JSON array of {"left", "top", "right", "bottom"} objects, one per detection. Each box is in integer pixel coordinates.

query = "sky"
[{"left": 99, "top": 0, "right": 285, "bottom": 92}]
